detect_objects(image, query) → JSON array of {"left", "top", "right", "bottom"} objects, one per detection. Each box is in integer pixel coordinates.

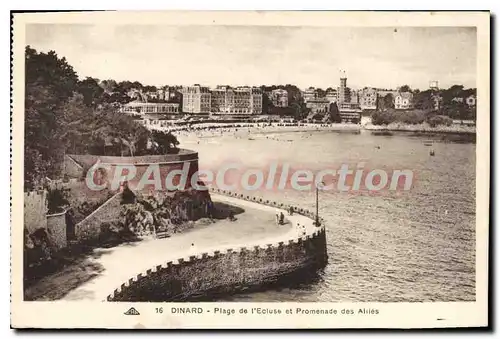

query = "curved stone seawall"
[
  {"left": 108, "top": 229, "right": 327, "bottom": 301},
  {"left": 107, "top": 188, "right": 328, "bottom": 302}
]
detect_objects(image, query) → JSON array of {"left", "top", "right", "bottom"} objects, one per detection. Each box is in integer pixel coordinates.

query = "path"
[{"left": 57, "top": 194, "right": 317, "bottom": 301}]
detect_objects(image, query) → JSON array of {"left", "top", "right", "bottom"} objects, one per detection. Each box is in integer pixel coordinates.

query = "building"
[
  {"left": 325, "top": 89, "right": 338, "bottom": 103},
  {"left": 270, "top": 89, "right": 288, "bottom": 107},
  {"left": 120, "top": 102, "right": 180, "bottom": 115},
  {"left": 145, "top": 91, "right": 159, "bottom": 100},
  {"left": 210, "top": 86, "right": 262, "bottom": 115},
  {"left": 210, "top": 86, "right": 227, "bottom": 113},
  {"left": 303, "top": 87, "right": 317, "bottom": 102},
  {"left": 394, "top": 92, "right": 414, "bottom": 110},
  {"left": 251, "top": 88, "right": 263, "bottom": 114},
  {"left": 153, "top": 88, "right": 167, "bottom": 101},
  {"left": 338, "top": 76, "right": 348, "bottom": 104},
  {"left": 350, "top": 90, "right": 359, "bottom": 104},
  {"left": 337, "top": 104, "right": 362, "bottom": 123},
  {"left": 359, "top": 88, "right": 378, "bottom": 110},
  {"left": 431, "top": 94, "right": 443, "bottom": 111},
  {"left": 429, "top": 80, "right": 439, "bottom": 91},
  {"left": 126, "top": 88, "right": 144, "bottom": 101},
  {"left": 466, "top": 94, "right": 476, "bottom": 107},
  {"left": 126, "top": 88, "right": 140, "bottom": 98},
  {"left": 306, "top": 99, "right": 330, "bottom": 114},
  {"left": 181, "top": 85, "right": 211, "bottom": 114},
  {"left": 332, "top": 73, "right": 361, "bottom": 122}
]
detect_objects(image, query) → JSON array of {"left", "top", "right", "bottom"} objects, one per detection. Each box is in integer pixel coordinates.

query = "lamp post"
[{"left": 315, "top": 181, "right": 325, "bottom": 226}]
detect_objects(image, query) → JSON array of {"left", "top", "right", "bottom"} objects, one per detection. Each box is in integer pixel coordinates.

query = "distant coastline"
[
  {"left": 149, "top": 120, "right": 476, "bottom": 137},
  {"left": 362, "top": 122, "right": 476, "bottom": 135}
]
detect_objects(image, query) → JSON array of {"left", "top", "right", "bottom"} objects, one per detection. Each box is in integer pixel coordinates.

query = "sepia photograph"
[{"left": 10, "top": 11, "right": 490, "bottom": 329}]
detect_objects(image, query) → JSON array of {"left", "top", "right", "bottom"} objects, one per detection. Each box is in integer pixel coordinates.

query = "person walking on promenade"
[
  {"left": 279, "top": 212, "right": 285, "bottom": 225},
  {"left": 276, "top": 212, "right": 280, "bottom": 225}
]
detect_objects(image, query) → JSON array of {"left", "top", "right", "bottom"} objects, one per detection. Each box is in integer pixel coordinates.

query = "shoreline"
[
  {"left": 146, "top": 121, "right": 476, "bottom": 138},
  {"left": 362, "top": 122, "right": 476, "bottom": 135}
]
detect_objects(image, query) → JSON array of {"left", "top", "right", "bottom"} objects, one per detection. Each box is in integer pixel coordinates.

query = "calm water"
[{"left": 185, "top": 129, "right": 476, "bottom": 302}]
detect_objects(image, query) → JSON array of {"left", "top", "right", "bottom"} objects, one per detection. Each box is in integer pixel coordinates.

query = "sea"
[{"left": 182, "top": 129, "right": 476, "bottom": 302}]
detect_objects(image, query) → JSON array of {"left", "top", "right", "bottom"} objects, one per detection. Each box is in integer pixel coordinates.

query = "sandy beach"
[
  {"left": 147, "top": 120, "right": 476, "bottom": 144},
  {"left": 146, "top": 122, "right": 361, "bottom": 145}
]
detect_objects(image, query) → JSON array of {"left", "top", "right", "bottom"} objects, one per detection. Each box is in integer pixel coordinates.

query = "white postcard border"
[{"left": 10, "top": 10, "right": 490, "bottom": 329}]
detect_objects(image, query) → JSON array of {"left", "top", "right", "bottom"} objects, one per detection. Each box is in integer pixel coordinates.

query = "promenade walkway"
[{"left": 54, "top": 194, "right": 317, "bottom": 301}]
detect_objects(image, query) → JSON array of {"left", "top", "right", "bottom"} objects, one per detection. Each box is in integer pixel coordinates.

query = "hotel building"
[
  {"left": 325, "top": 89, "right": 338, "bottom": 103},
  {"left": 306, "top": 99, "right": 330, "bottom": 114},
  {"left": 359, "top": 87, "right": 378, "bottom": 110},
  {"left": 181, "top": 85, "right": 212, "bottom": 114},
  {"left": 210, "top": 86, "right": 263, "bottom": 115}
]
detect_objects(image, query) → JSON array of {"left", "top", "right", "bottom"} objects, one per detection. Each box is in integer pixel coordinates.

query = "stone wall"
[
  {"left": 107, "top": 228, "right": 327, "bottom": 302},
  {"left": 207, "top": 187, "right": 323, "bottom": 221},
  {"left": 24, "top": 191, "right": 48, "bottom": 233},
  {"left": 66, "top": 150, "right": 200, "bottom": 194},
  {"left": 66, "top": 150, "right": 198, "bottom": 168},
  {"left": 75, "top": 193, "right": 123, "bottom": 241},
  {"left": 46, "top": 211, "right": 67, "bottom": 250},
  {"left": 63, "top": 156, "right": 84, "bottom": 179}
]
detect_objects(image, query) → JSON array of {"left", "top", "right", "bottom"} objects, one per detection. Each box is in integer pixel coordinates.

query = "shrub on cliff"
[
  {"left": 398, "top": 110, "right": 427, "bottom": 125},
  {"left": 98, "top": 221, "right": 137, "bottom": 245},
  {"left": 371, "top": 109, "right": 453, "bottom": 127},
  {"left": 371, "top": 110, "right": 398, "bottom": 125},
  {"left": 427, "top": 115, "right": 453, "bottom": 128},
  {"left": 119, "top": 189, "right": 212, "bottom": 237}
]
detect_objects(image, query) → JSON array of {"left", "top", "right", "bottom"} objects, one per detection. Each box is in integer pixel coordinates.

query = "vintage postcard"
[{"left": 10, "top": 11, "right": 490, "bottom": 329}]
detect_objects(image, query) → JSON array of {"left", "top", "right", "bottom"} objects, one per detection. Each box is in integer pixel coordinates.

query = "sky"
[{"left": 25, "top": 24, "right": 477, "bottom": 90}]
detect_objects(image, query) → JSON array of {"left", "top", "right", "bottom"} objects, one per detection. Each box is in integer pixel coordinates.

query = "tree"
[
  {"left": 262, "top": 93, "right": 273, "bottom": 114},
  {"left": 78, "top": 77, "right": 104, "bottom": 107},
  {"left": 441, "top": 84, "right": 465, "bottom": 105},
  {"left": 58, "top": 93, "right": 93, "bottom": 154},
  {"left": 99, "top": 79, "right": 118, "bottom": 93},
  {"left": 115, "top": 81, "right": 143, "bottom": 96},
  {"left": 442, "top": 101, "right": 470, "bottom": 121},
  {"left": 24, "top": 46, "right": 186, "bottom": 189},
  {"left": 383, "top": 94, "right": 394, "bottom": 109},
  {"left": 315, "top": 88, "right": 326, "bottom": 98},
  {"left": 399, "top": 84, "right": 411, "bottom": 93},
  {"left": 150, "top": 131, "right": 180, "bottom": 154},
  {"left": 328, "top": 102, "right": 341, "bottom": 123},
  {"left": 25, "top": 46, "right": 79, "bottom": 188},
  {"left": 413, "top": 90, "right": 434, "bottom": 111}
]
